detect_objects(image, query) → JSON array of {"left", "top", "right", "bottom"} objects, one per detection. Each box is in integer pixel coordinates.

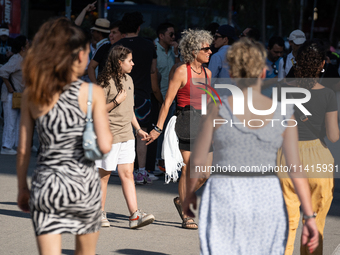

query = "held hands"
[
  {"left": 17, "top": 188, "right": 30, "bottom": 213},
  {"left": 116, "top": 89, "right": 127, "bottom": 104},
  {"left": 182, "top": 192, "right": 197, "bottom": 218},
  {"left": 136, "top": 129, "right": 148, "bottom": 139},
  {"left": 144, "top": 129, "right": 161, "bottom": 145},
  {"left": 301, "top": 218, "right": 319, "bottom": 253}
]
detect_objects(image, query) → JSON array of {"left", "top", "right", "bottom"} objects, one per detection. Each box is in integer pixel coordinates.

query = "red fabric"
[{"left": 177, "top": 63, "right": 210, "bottom": 110}]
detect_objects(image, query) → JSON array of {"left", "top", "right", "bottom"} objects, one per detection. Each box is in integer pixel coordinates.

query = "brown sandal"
[
  {"left": 173, "top": 197, "right": 184, "bottom": 221},
  {"left": 182, "top": 217, "right": 198, "bottom": 229}
]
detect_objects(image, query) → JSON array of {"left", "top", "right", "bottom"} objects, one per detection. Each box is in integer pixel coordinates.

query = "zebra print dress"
[{"left": 30, "top": 80, "right": 102, "bottom": 236}]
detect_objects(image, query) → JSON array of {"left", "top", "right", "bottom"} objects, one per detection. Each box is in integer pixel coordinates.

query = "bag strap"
[
  {"left": 86, "top": 82, "right": 93, "bottom": 125},
  {"left": 289, "top": 92, "right": 327, "bottom": 148}
]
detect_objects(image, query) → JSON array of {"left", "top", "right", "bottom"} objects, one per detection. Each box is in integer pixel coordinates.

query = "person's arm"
[
  {"left": 1, "top": 78, "right": 14, "bottom": 93},
  {"left": 74, "top": 1, "right": 96, "bottom": 26},
  {"left": 325, "top": 111, "right": 339, "bottom": 143},
  {"left": 145, "top": 64, "right": 186, "bottom": 145},
  {"left": 17, "top": 90, "right": 34, "bottom": 212},
  {"left": 131, "top": 113, "right": 148, "bottom": 139},
  {"left": 151, "top": 59, "right": 163, "bottom": 104},
  {"left": 105, "top": 89, "right": 127, "bottom": 112},
  {"left": 182, "top": 102, "right": 219, "bottom": 218},
  {"left": 92, "top": 84, "right": 113, "bottom": 153},
  {"left": 88, "top": 59, "right": 99, "bottom": 83},
  {"left": 171, "top": 41, "right": 180, "bottom": 64},
  {"left": 281, "top": 117, "right": 319, "bottom": 253}
]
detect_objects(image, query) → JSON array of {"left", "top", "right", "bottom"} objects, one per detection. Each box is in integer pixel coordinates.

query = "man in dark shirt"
[
  {"left": 113, "top": 12, "right": 161, "bottom": 182},
  {"left": 88, "top": 18, "right": 111, "bottom": 83}
]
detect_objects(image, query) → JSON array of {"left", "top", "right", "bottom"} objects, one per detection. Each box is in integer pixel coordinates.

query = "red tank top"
[{"left": 177, "top": 63, "right": 210, "bottom": 110}]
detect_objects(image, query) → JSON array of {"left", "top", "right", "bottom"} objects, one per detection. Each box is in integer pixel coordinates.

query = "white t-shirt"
[{"left": 278, "top": 52, "right": 295, "bottom": 81}]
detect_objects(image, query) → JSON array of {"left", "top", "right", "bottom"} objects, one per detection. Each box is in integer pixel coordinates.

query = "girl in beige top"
[{"left": 95, "top": 45, "right": 155, "bottom": 229}]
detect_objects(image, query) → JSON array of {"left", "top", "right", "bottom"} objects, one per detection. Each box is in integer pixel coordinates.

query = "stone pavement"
[{"left": 0, "top": 118, "right": 339, "bottom": 255}]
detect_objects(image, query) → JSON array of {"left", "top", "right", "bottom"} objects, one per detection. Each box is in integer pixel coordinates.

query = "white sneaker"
[
  {"left": 129, "top": 209, "right": 155, "bottom": 229},
  {"left": 147, "top": 171, "right": 159, "bottom": 181},
  {"left": 101, "top": 211, "right": 110, "bottom": 227},
  {"left": 1, "top": 147, "right": 17, "bottom": 155}
]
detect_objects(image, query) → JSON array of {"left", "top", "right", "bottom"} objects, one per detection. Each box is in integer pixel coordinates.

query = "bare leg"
[
  {"left": 98, "top": 168, "right": 111, "bottom": 211},
  {"left": 75, "top": 231, "right": 100, "bottom": 255},
  {"left": 36, "top": 234, "right": 61, "bottom": 255},
  {"left": 136, "top": 127, "right": 147, "bottom": 168},
  {"left": 118, "top": 163, "right": 138, "bottom": 215}
]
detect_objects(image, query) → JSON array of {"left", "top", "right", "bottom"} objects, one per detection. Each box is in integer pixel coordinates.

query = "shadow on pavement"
[
  {"left": 0, "top": 208, "right": 30, "bottom": 219},
  {"left": 114, "top": 249, "right": 170, "bottom": 255}
]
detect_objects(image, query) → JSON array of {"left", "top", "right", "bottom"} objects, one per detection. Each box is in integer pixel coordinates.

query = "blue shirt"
[
  {"left": 208, "top": 45, "right": 230, "bottom": 78},
  {"left": 156, "top": 41, "right": 176, "bottom": 99},
  {"left": 262, "top": 57, "right": 281, "bottom": 98}
]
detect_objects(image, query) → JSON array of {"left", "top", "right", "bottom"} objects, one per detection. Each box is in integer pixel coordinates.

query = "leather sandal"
[
  {"left": 173, "top": 196, "right": 184, "bottom": 221},
  {"left": 182, "top": 217, "right": 198, "bottom": 230}
]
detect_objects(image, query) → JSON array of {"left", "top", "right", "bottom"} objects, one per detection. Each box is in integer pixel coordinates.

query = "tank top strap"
[{"left": 186, "top": 63, "right": 191, "bottom": 87}]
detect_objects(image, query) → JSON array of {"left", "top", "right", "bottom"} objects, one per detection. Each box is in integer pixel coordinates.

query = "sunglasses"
[
  {"left": 239, "top": 33, "right": 246, "bottom": 38},
  {"left": 271, "top": 63, "right": 279, "bottom": 75},
  {"left": 169, "top": 32, "right": 175, "bottom": 37},
  {"left": 200, "top": 46, "right": 211, "bottom": 52},
  {"left": 213, "top": 35, "right": 223, "bottom": 40}
]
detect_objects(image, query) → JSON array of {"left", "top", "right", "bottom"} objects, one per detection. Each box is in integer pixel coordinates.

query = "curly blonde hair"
[
  {"left": 226, "top": 38, "right": 266, "bottom": 87},
  {"left": 179, "top": 29, "right": 213, "bottom": 63}
]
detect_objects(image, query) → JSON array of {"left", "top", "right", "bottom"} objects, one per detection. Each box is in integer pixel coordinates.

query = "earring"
[{"left": 321, "top": 68, "right": 325, "bottom": 73}]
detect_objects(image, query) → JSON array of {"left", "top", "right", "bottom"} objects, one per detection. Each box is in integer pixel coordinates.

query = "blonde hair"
[
  {"left": 227, "top": 38, "right": 266, "bottom": 87},
  {"left": 179, "top": 29, "right": 213, "bottom": 63}
]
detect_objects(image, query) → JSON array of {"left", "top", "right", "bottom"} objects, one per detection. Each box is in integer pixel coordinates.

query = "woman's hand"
[
  {"left": 17, "top": 188, "right": 30, "bottom": 213},
  {"left": 116, "top": 89, "right": 127, "bottom": 104},
  {"left": 144, "top": 129, "right": 161, "bottom": 145},
  {"left": 182, "top": 192, "right": 197, "bottom": 218},
  {"left": 301, "top": 218, "right": 319, "bottom": 253},
  {"left": 84, "top": 1, "right": 97, "bottom": 12},
  {"left": 137, "top": 129, "right": 149, "bottom": 139}
]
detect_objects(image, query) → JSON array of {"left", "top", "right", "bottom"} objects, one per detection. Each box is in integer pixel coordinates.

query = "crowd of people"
[{"left": 0, "top": 1, "right": 337, "bottom": 254}]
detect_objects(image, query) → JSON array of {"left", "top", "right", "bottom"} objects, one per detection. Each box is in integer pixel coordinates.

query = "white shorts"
[{"left": 95, "top": 139, "right": 135, "bottom": 171}]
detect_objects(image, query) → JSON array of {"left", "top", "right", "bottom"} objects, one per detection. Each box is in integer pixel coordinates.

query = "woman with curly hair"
[
  {"left": 95, "top": 45, "right": 155, "bottom": 229},
  {"left": 147, "top": 29, "right": 213, "bottom": 229},
  {"left": 277, "top": 39, "right": 339, "bottom": 255},
  {"left": 182, "top": 38, "right": 319, "bottom": 254}
]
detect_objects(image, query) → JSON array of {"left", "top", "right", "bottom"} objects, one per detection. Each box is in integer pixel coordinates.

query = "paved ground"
[{"left": 0, "top": 117, "right": 339, "bottom": 255}]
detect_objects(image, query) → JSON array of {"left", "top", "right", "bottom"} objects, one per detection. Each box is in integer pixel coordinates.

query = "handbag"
[
  {"left": 83, "top": 82, "right": 109, "bottom": 160},
  {"left": 12, "top": 92, "right": 22, "bottom": 109},
  {"left": 175, "top": 105, "right": 201, "bottom": 142},
  {"left": 7, "top": 75, "right": 22, "bottom": 109}
]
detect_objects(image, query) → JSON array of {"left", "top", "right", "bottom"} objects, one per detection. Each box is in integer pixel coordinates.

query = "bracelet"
[
  {"left": 152, "top": 124, "right": 162, "bottom": 134},
  {"left": 135, "top": 128, "right": 142, "bottom": 136},
  {"left": 174, "top": 54, "right": 179, "bottom": 58},
  {"left": 303, "top": 212, "right": 317, "bottom": 220}
]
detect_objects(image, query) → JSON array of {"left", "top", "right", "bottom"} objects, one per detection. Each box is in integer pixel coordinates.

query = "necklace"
[{"left": 190, "top": 65, "right": 203, "bottom": 75}]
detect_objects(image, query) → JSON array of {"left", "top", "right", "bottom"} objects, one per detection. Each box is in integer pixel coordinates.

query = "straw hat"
[{"left": 91, "top": 18, "right": 110, "bottom": 33}]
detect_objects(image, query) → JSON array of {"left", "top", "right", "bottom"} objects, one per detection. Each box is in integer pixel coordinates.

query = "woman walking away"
[
  {"left": 183, "top": 38, "right": 319, "bottom": 254},
  {"left": 17, "top": 17, "right": 112, "bottom": 255},
  {"left": 96, "top": 45, "right": 155, "bottom": 229},
  {"left": 278, "top": 39, "right": 339, "bottom": 255},
  {"left": 146, "top": 29, "right": 213, "bottom": 229}
]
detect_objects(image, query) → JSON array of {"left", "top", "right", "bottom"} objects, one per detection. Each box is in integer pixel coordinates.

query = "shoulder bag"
[{"left": 83, "top": 82, "right": 109, "bottom": 160}]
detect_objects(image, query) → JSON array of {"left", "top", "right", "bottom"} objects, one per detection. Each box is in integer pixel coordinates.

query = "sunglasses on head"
[{"left": 200, "top": 46, "right": 211, "bottom": 52}]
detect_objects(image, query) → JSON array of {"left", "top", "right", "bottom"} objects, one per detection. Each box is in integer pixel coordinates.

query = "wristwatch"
[{"left": 303, "top": 212, "right": 317, "bottom": 220}]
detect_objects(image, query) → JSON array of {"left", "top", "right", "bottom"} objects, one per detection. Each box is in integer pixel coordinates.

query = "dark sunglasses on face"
[
  {"left": 200, "top": 46, "right": 211, "bottom": 52},
  {"left": 169, "top": 32, "right": 175, "bottom": 37},
  {"left": 213, "top": 35, "right": 223, "bottom": 40},
  {"left": 271, "top": 63, "right": 279, "bottom": 75}
]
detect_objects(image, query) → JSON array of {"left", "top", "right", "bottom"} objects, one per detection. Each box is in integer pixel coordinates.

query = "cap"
[
  {"left": 288, "top": 30, "right": 306, "bottom": 45},
  {"left": 0, "top": 28, "right": 9, "bottom": 36},
  {"left": 91, "top": 18, "right": 110, "bottom": 34},
  {"left": 216, "top": 25, "right": 238, "bottom": 41}
]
